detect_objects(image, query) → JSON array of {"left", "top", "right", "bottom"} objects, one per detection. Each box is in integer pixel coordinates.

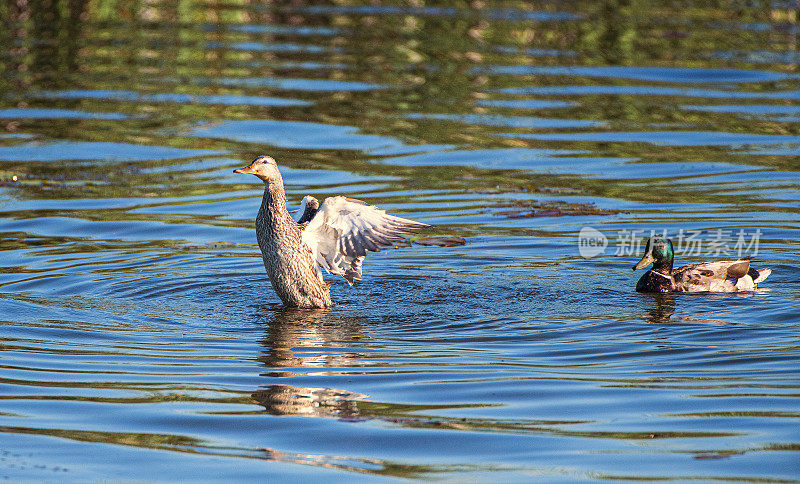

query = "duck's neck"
[
  {"left": 259, "top": 180, "right": 294, "bottom": 225},
  {"left": 652, "top": 258, "right": 674, "bottom": 275}
]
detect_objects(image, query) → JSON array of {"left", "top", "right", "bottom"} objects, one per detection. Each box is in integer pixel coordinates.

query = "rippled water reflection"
[{"left": 1, "top": 1, "right": 799, "bottom": 481}]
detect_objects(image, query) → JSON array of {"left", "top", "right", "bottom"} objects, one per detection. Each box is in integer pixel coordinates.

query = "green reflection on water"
[{"left": 1, "top": 0, "right": 798, "bottom": 231}]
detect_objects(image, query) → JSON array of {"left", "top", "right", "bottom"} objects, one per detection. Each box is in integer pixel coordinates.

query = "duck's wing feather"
[
  {"left": 672, "top": 259, "right": 752, "bottom": 292},
  {"left": 295, "top": 195, "right": 320, "bottom": 224},
  {"left": 300, "top": 196, "right": 429, "bottom": 284}
]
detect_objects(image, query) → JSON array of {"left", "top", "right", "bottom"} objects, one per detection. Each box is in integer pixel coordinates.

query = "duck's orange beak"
[{"left": 233, "top": 164, "right": 257, "bottom": 175}]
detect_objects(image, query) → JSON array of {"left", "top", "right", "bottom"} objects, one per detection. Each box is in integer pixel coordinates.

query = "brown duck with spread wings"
[{"left": 234, "top": 156, "right": 429, "bottom": 308}]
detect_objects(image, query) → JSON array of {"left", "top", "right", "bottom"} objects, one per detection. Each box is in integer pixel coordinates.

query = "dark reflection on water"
[{"left": 1, "top": 0, "right": 799, "bottom": 482}]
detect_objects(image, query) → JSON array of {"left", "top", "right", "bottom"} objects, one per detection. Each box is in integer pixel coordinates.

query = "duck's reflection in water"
[
  {"left": 252, "top": 307, "right": 370, "bottom": 419},
  {"left": 644, "top": 293, "right": 677, "bottom": 325},
  {"left": 643, "top": 292, "right": 743, "bottom": 326},
  {"left": 248, "top": 309, "right": 473, "bottom": 478},
  {"left": 252, "top": 384, "right": 367, "bottom": 419}
]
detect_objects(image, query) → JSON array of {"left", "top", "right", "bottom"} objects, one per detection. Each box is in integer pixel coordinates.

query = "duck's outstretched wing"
[{"left": 300, "top": 196, "right": 429, "bottom": 284}]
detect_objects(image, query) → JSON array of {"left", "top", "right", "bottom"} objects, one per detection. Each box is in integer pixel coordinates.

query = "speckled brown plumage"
[{"left": 255, "top": 181, "right": 332, "bottom": 308}]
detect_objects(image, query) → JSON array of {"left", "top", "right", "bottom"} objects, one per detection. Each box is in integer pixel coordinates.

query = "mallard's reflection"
[
  {"left": 253, "top": 307, "right": 371, "bottom": 418},
  {"left": 257, "top": 307, "right": 370, "bottom": 369},
  {"left": 643, "top": 292, "right": 742, "bottom": 326},
  {"left": 644, "top": 293, "right": 677, "bottom": 324},
  {"left": 252, "top": 384, "right": 367, "bottom": 419}
]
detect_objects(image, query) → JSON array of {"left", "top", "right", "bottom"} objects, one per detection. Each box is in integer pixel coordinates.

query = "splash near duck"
[
  {"left": 633, "top": 237, "right": 771, "bottom": 293},
  {"left": 235, "top": 156, "right": 429, "bottom": 308}
]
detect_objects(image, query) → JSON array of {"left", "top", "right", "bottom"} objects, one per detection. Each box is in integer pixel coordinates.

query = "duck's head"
[
  {"left": 234, "top": 155, "right": 282, "bottom": 184},
  {"left": 633, "top": 237, "right": 674, "bottom": 272}
]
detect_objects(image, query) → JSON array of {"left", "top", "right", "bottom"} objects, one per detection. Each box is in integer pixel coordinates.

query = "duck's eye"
[{"left": 252, "top": 156, "right": 275, "bottom": 165}]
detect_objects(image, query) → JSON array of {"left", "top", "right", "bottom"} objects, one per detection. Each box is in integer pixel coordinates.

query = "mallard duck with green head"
[{"left": 633, "top": 237, "right": 771, "bottom": 293}]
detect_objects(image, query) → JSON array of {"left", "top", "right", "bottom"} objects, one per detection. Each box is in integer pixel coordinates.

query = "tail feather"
[{"left": 754, "top": 268, "right": 771, "bottom": 284}]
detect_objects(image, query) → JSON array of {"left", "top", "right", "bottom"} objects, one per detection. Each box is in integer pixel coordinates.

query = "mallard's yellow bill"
[{"left": 633, "top": 253, "right": 655, "bottom": 270}]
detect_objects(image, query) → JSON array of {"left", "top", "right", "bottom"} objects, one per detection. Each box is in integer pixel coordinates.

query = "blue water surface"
[{"left": 0, "top": 1, "right": 798, "bottom": 482}]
